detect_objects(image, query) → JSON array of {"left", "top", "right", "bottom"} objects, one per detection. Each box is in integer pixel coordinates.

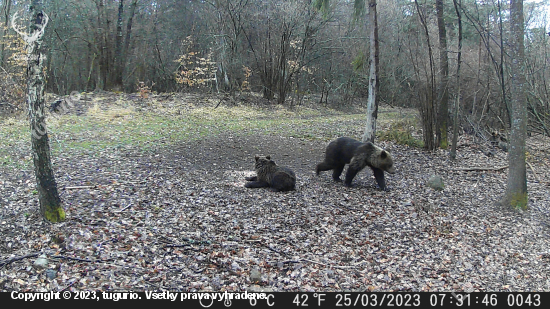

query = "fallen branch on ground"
[
  {"left": 527, "top": 161, "right": 540, "bottom": 182},
  {"left": 454, "top": 166, "right": 508, "bottom": 172},
  {"left": 65, "top": 185, "right": 95, "bottom": 190},
  {"left": 0, "top": 253, "right": 39, "bottom": 268}
]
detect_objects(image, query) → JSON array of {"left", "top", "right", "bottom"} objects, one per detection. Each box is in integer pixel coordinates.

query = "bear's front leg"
[
  {"left": 345, "top": 157, "right": 366, "bottom": 186},
  {"left": 372, "top": 168, "right": 388, "bottom": 191},
  {"left": 245, "top": 180, "right": 270, "bottom": 188},
  {"left": 245, "top": 176, "right": 258, "bottom": 181},
  {"left": 372, "top": 168, "right": 389, "bottom": 191}
]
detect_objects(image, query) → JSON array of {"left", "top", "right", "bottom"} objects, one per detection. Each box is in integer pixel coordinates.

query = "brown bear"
[
  {"left": 316, "top": 137, "right": 396, "bottom": 190},
  {"left": 245, "top": 155, "right": 296, "bottom": 192}
]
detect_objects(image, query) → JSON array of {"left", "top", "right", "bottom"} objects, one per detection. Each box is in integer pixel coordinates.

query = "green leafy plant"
[{"left": 378, "top": 118, "right": 423, "bottom": 148}]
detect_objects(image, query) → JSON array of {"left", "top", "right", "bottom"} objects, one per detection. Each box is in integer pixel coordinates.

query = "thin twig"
[
  {"left": 527, "top": 161, "right": 540, "bottom": 182},
  {"left": 60, "top": 280, "right": 77, "bottom": 292},
  {"left": 280, "top": 258, "right": 359, "bottom": 270},
  {"left": 49, "top": 255, "right": 106, "bottom": 263},
  {"left": 118, "top": 203, "right": 133, "bottom": 212},
  {"left": 162, "top": 244, "right": 190, "bottom": 248},
  {"left": 0, "top": 253, "right": 39, "bottom": 268},
  {"left": 454, "top": 166, "right": 508, "bottom": 172},
  {"left": 65, "top": 185, "right": 95, "bottom": 190}
]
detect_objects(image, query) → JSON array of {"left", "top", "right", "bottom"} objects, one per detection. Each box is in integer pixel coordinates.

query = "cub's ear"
[
  {"left": 381, "top": 151, "right": 387, "bottom": 159},
  {"left": 255, "top": 155, "right": 260, "bottom": 161},
  {"left": 266, "top": 155, "right": 271, "bottom": 160}
]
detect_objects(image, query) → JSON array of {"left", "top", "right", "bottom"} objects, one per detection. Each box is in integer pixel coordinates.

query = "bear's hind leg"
[
  {"left": 316, "top": 162, "right": 333, "bottom": 175},
  {"left": 271, "top": 173, "right": 296, "bottom": 192}
]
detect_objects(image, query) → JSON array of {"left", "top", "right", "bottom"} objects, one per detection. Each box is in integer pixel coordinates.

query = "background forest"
[{"left": 1, "top": 0, "right": 549, "bottom": 138}]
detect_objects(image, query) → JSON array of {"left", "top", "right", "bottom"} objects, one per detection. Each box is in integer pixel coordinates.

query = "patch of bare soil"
[{"left": 1, "top": 112, "right": 550, "bottom": 292}]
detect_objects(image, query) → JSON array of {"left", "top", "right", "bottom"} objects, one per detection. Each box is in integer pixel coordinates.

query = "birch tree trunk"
[
  {"left": 502, "top": 0, "right": 528, "bottom": 209},
  {"left": 362, "top": 0, "right": 379, "bottom": 143},
  {"left": 24, "top": 0, "right": 65, "bottom": 222}
]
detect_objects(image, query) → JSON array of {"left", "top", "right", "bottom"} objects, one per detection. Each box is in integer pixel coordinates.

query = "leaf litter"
[{"left": 0, "top": 92, "right": 549, "bottom": 292}]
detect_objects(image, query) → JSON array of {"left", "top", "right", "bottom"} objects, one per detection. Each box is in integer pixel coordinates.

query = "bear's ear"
[
  {"left": 266, "top": 155, "right": 271, "bottom": 160},
  {"left": 255, "top": 155, "right": 260, "bottom": 161},
  {"left": 380, "top": 151, "right": 387, "bottom": 159}
]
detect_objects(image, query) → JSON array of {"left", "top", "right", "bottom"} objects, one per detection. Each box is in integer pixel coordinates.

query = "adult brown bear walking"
[{"left": 316, "top": 137, "right": 396, "bottom": 190}]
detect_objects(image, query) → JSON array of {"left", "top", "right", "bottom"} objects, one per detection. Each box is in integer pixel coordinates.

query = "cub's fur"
[
  {"left": 245, "top": 155, "right": 296, "bottom": 192},
  {"left": 316, "top": 137, "right": 396, "bottom": 190}
]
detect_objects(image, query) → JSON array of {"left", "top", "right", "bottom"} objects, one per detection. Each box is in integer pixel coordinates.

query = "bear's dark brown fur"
[
  {"left": 316, "top": 137, "right": 395, "bottom": 190},
  {"left": 245, "top": 155, "right": 296, "bottom": 192}
]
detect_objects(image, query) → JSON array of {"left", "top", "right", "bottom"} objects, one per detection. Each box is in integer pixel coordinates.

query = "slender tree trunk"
[
  {"left": 450, "top": 0, "right": 462, "bottom": 160},
  {"left": 503, "top": 0, "right": 527, "bottom": 209},
  {"left": 436, "top": 0, "right": 449, "bottom": 149},
  {"left": 497, "top": 0, "right": 511, "bottom": 125},
  {"left": 96, "top": 0, "right": 113, "bottom": 90},
  {"left": 0, "top": 0, "right": 12, "bottom": 65},
  {"left": 113, "top": 0, "right": 125, "bottom": 90},
  {"left": 362, "top": 0, "right": 379, "bottom": 143},
  {"left": 414, "top": 0, "right": 436, "bottom": 150},
  {"left": 96, "top": 0, "right": 106, "bottom": 90},
  {"left": 26, "top": 0, "right": 65, "bottom": 222},
  {"left": 123, "top": 0, "right": 138, "bottom": 77}
]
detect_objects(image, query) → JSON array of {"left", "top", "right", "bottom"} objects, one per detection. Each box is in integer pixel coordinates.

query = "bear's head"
[
  {"left": 254, "top": 155, "right": 277, "bottom": 170},
  {"left": 362, "top": 143, "right": 395, "bottom": 174},
  {"left": 378, "top": 149, "right": 396, "bottom": 174}
]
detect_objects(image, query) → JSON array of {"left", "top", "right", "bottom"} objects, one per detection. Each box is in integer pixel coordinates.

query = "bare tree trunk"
[
  {"left": 436, "top": 0, "right": 449, "bottom": 149},
  {"left": 96, "top": 0, "right": 113, "bottom": 90},
  {"left": 497, "top": 0, "right": 511, "bottom": 125},
  {"left": 362, "top": 0, "right": 379, "bottom": 143},
  {"left": 24, "top": 0, "right": 65, "bottom": 222},
  {"left": 0, "top": 0, "right": 12, "bottom": 66},
  {"left": 450, "top": 0, "right": 462, "bottom": 160},
  {"left": 414, "top": 0, "right": 436, "bottom": 150},
  {"left": 277, "top": 26, "right": 291, "bottom": 105},
  {"left": 502, "top": 0, "right": 527, "bottom": 209},
  {"left": 96, "top": 0, "right": 106, "bottom": 90},
  {"left": 123, "top": 0, "right": 138, "bottom": 73},
  {"left": 113, "top": 0, "right": 125, "bottom": 90}
]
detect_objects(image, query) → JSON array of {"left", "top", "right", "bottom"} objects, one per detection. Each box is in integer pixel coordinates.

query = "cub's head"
[{"left": 254, "top": 155, "right": 276, "bottom": 170}]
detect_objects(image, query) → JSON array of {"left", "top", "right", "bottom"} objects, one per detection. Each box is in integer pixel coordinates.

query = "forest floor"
[{"left": 1, "top": 91, "right": 549, "bottom": 293}]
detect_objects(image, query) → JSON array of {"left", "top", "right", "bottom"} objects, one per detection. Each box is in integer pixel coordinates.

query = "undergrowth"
[{"left": 378, "top": 118, "right": 423, "bottom": 148}]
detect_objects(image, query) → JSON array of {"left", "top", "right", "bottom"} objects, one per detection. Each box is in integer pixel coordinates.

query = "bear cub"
[
  {"left": 316, "top": 137, "right": 395, "bottom": 190},
  {"left": 245, "top": 155, "right": 296, "bottom": 192}
]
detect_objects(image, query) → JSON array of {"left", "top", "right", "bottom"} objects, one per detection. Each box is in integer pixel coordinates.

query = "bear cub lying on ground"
[
  {"left": 316, "top": 137, "right": 396, "bottom": 190},
  {"left": 245, "top": 155, "right": 296, "bottom": 192}
]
